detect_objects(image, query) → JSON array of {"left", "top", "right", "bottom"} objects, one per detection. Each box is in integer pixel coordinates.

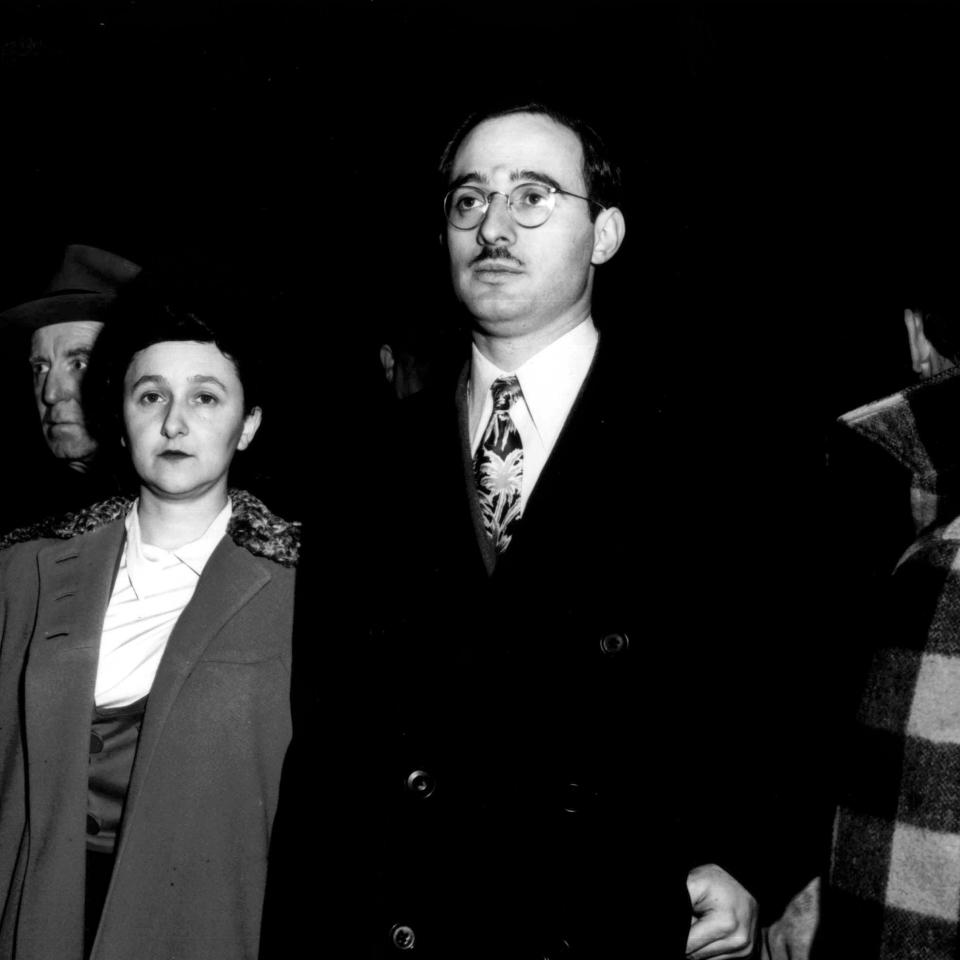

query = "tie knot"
[{"left": 491, "top": 376, "right": 522, "bottom": 411}]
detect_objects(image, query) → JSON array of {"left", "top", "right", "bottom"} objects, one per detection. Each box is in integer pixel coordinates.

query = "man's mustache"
[{"left": 471, "top": 247, "right": 522, "bottom": 268}]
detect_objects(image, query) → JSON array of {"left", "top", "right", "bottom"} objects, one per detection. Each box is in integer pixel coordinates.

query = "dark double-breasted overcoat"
[{"left": 266, "top": 337, "right": 773, "bottom": 959}]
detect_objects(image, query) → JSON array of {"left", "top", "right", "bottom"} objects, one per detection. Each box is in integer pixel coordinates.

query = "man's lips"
[
  {"left": 158, "top": 450, "right": 192, "bottom": 459},
  {"left": 472, "top": 261, "right": 523, "bottom": 276}
]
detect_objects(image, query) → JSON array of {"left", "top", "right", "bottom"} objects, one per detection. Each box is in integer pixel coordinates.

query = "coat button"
[
  {"left": 599, "top": 632, "right": 629, "bottom": 655},
  {"left": 390, "top": 923, "right": 416, "bottom": 950},
  {"left": 86, "top": 814, "right": 101, "bottom": 836},
  {"left": 90, "top": 731, "right": 104, "bottom": 754},
  {"left": 405, "top": 770, "right": 436, "bottom": 798}
]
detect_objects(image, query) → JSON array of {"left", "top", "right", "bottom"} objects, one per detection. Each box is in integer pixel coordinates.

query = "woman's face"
[{"left": 123, "top": 340, "right": 261, "bottom": 502}]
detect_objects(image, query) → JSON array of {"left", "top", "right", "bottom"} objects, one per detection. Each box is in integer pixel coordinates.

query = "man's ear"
[
  {"left": 905, "top": 309, "right": 935, "bottom": 378},
  {"left": 591, "top": 207, "right": 626, "bottom": 265},
  {"left": 380, "top": 344, "right": 396, "bottom": 384},
  {"left": 237, "top": 406, "right": 263, "bottom": 452}
]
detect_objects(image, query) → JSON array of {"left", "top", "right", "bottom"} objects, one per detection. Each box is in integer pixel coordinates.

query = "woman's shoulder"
[
  {"left": 0, "top": 495, "right": 134, "bottom": 557},
  {"left": 227, "top": 490, "right": 300, "bottom": 569},
  {"left": 0, "top": 490, "right": 301, "bottom": 568}
]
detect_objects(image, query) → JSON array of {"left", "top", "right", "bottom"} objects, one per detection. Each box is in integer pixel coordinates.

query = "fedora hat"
[{"left": 0, "top": 244, "right": 141, "bottom": 331}]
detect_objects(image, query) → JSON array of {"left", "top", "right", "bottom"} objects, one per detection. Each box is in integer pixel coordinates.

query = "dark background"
[
  {"left": 0, "top": 0, "right": 956, "bottom": 541},
  {"left": 3, "top": 0, "right": 955, "bottom": 415},
  {"left": 1, "top": 0, "right": 955, "bottom": 912}
]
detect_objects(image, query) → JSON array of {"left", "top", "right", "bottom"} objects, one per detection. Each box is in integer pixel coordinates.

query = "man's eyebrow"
[
  {"left": 447, "top": 169, "right": 564, "bottom": 192},
  {"left": 28, "top": 346, "right": 92, "bottom": 365},
  {"left": 512, "top": 169, "right": 563, "bottom": 191},
  {"left": 447, "top": 170, "right": 489, "bottom": 192}
]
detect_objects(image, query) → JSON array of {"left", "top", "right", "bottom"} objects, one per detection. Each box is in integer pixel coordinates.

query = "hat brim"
[{"left": 0, "top": 292, "right": 115, "bottom": 331}]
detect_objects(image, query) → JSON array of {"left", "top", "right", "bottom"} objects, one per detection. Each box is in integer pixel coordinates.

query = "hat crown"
[
  {"left": 46, "top": 244, "right": 142, "bottom": 295},
  {"left": 0, "top": 244, "right": 142, "bottom": 331}
]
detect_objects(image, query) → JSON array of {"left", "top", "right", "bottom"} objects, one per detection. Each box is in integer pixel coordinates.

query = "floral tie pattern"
[{"left": 474, "top": 376, "right": 524, "bottom": 553}]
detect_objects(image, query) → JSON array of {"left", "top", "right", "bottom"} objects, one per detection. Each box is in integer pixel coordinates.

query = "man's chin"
[
  {"left": 461, "top": 290, "right": 533, "bottom": 325},
  {"left": 46, "top": 435, "right": 98, "bottom": 465}
]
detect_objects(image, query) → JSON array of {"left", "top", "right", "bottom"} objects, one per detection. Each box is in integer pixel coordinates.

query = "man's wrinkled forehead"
[
  {"left": 450, "top": 113, "right": 586, "bottom": 193},
  {"left": 29, "top": 320, "right": 104, "bottom": 359}
]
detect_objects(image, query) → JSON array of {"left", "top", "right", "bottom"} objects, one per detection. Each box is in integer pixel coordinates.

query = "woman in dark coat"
[{"left": 0, "top": 294, "right": 298, "bottom": 960}]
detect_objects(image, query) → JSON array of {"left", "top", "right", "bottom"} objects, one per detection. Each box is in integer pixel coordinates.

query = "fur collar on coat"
[{"left": 0, "top": 489, "right": 299, "bottom": 567}]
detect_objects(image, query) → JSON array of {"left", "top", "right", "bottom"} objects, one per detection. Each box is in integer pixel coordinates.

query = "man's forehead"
[
  {"left": 30, "top": 320, "right": 104, "bottom": 355},
  {"left": 451, "top": 113, "right": 585, "bottom": 190}
]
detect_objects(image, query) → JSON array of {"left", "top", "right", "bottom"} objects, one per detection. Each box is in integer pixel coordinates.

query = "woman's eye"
[
  {"left": 138, "top": 391, "right": 164, "bottom": 405},
  {"left": 195, "top": 393, "right": 218, "bottom": 405}
]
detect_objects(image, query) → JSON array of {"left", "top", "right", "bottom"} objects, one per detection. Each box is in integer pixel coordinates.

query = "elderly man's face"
[
  {"left": 29, "top": 320, "right": 103, "bottom": 466},
  {"left": 446, "top": 112, "right": 598, "bottom": 340}
]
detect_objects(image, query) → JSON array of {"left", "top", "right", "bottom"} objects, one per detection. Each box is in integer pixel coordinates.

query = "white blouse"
[{"left": 94, "top": 500, "right": 231, "bottom": 708}]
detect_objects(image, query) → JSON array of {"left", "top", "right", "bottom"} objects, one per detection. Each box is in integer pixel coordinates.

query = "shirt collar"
[
  {"left": 124, "top": 498, "right": 232, "bottom": 599},
  {"left": 469, "top": 317, "right": 599, "bottom": 446}
]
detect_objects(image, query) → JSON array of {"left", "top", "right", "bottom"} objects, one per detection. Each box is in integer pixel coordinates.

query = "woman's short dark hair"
[
  {"left": 86, "top": 281, "right": 264, "bottom": 480},
  {"left": 437, "top": 101, "right": 624, "bottom": 219}
]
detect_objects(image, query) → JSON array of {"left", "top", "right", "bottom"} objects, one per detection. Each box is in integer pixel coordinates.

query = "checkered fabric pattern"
[
  {"left": 829, "top": 517, "right": 960, "bottom": 957},
  {"left": 840, "top": 366, "right": 960, "bottom": 535}
]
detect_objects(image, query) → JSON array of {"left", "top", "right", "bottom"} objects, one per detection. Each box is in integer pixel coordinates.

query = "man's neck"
[
  {"left": 137, "top": 485, "right": 229, "bottom": 551},
  {"left": 472, "top": 308, "right": 591, "bottom": 371}
]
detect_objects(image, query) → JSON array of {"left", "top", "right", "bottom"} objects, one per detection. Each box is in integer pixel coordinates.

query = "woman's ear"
[
  {"left": 237, "top": 407, "right": 263, "bottom": 451},
  {"left": 591, "top": 207, "right": 626, "bottom": 266}
]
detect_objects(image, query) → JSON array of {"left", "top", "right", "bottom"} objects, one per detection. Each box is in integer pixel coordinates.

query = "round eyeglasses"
[{"left": 443, "top": 182, "right": 604, "bottom": 230}]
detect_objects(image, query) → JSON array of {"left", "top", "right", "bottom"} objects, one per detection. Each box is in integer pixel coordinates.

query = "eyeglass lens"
[{"left": 445, "top": 184, "right": 557, "bottom": 229}]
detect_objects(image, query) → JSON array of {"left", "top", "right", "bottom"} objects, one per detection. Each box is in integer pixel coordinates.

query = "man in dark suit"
[
  {"left": 262, "top": 102, "right": 761, "bottom": 959},
  {"left": 366, "top": 103, "right": 759, "bottom": 958}
]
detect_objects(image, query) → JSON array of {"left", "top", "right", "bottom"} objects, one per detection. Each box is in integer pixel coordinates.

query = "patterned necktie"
[{"left": 474, "top": 376, "right": 524, "bottom": 553}]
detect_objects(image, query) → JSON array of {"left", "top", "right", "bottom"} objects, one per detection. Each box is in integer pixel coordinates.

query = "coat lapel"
[
  {"left": 493, "top": 343, "right": 608, "bottom": 579},
  {"left": 20, "top": 520, "right": 125, "bottom": 952},
  {"left": 117, "top": 537, "right": 271, "bottom": 846},
  {"left": 25, "top": 521, "right": 125, "bottom": 832}
]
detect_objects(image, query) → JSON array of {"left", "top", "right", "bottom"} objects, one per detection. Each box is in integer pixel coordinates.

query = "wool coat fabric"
[
  {"left": 831, "top": 366, "right": 960, "bottom": 582},
  {"left": 0, "top": 490, "right": 298, "bottom": 960},
  {"left": 824, "top": 516, "right": 960, "bottom": 958},
  {"left": 263, "top": 337, "right": 766, "bottom": 959}
]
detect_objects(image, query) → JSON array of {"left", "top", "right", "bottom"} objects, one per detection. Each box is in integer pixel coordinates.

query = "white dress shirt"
[
  {"left": 95, "top": 500, "right": 232, "bottom": 708},
  {"left": 468, "top": 317, "right": 599, "bottom": 510}
]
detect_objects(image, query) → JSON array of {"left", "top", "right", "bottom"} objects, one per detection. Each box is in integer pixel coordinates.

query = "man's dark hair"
[{"left": 438, "top": 102, "right": 623, "bottom": 221}]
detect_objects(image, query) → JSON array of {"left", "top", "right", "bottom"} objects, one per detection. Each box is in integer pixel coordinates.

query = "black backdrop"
[
  {"left": 1, "top": 0, "right": 958, "bottom": 919},
  {"left": 3, "top": 0, "right": 956, "bottom": 432}
]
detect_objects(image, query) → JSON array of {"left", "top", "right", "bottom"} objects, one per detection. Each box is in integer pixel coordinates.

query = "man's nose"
[
  {"left": 477, "top": 193, "right": 516, "bottom": 247},
  {"left": 42, "top": 366, "right": 81, "bottom": 406},
  {"left": 161, "top": 400, "right": 189, "bottom": 438}
]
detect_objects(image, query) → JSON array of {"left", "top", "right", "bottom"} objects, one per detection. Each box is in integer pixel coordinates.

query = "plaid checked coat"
[
  {"left": 832, "top": 366, "right": 960, "bottom": 574},
  {"left": 826, "top": 518, "right": 960, "bottom": 958}
]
